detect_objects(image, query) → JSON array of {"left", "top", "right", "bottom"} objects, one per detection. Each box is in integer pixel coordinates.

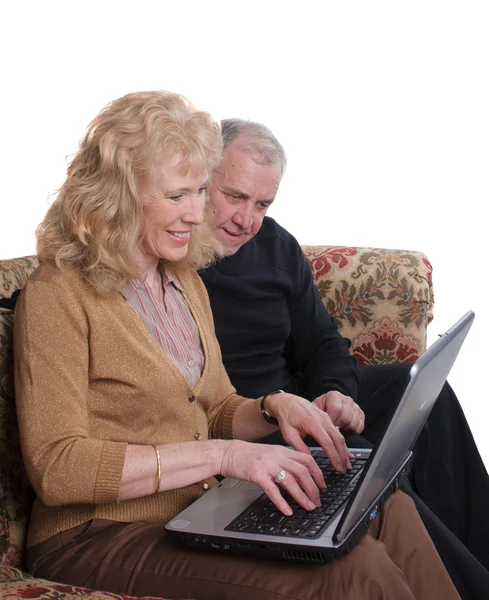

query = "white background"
[{"left": 1, "top": 1, "right": 488, "bottom": 467}]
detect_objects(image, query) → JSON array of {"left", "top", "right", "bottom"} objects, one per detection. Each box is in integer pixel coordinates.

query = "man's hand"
[{"left": 313, "top": 391, "right": 365, "bottom": 434}]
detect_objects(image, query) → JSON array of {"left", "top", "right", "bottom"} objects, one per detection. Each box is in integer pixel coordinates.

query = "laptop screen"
[{"left": 335, "top": 311, "right": 474, "bottom": 542}]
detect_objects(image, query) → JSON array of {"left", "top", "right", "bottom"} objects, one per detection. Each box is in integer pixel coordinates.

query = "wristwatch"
[{"left": 260, "top": 390, "right": 284, "bottom": 426}]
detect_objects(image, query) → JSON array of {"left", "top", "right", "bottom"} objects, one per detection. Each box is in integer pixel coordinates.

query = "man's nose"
[{"left": 232, "top": 204, "right": 254, "bottom": 231}]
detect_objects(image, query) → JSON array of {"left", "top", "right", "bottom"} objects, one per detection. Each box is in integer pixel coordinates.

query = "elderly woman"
[{"left": 13, "top": 91, "right": 459, "bottom": 600}]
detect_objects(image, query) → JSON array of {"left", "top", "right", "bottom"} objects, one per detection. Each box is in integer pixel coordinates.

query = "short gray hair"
[{"left": 221, "top": 118, "right": 287, "bottom": 175}]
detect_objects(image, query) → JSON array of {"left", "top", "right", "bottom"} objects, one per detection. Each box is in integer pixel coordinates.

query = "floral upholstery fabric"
[
  {"left": 0, "top": 248, "right": 434, "bottom": 598},
  {"left": 0, "top": 257, "right": 39, "bottom": 570},
  {"left": 0, "top": 309, "right": 34, "bottom": 570},
  {"left": 302, "top": 246, "right": 434, "bottom": 366},
  {"left": 0, "top": 566, "right": 162, "bottom": 599}
]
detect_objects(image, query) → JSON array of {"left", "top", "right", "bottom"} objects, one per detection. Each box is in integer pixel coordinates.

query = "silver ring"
[{"left": 274, "top": 469, "right": 288, "bottom": 484}]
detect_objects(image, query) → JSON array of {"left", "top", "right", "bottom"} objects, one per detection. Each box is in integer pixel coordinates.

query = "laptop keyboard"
[{"left": 225, "top": 451, "right": 368, "bottom": 539}]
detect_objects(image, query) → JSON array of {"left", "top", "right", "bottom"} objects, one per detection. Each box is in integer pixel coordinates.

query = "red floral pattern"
[
  {"left": 303, "top": 246, "right": 358, "bottom": 278},
  {"left": 422, "top": 257, "right": 433, "bottom": 286},
  {"left": 350, "top": 318, "right": 420, "bottom": 366}
]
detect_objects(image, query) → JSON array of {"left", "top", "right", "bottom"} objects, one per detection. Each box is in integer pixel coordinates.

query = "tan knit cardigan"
[{"left": 14, "top": 263, "right": 245, "bottom": 547}]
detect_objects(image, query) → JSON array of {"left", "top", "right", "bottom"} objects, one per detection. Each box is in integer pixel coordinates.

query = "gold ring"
[{"left": 274, "top": 469, "right": 288, "bottom": 484}]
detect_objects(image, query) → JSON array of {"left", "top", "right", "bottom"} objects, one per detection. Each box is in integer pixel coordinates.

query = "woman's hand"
[
  {"left": 219, "top": 440, "right": 325, "bottom": 516},
  {"left": 266, "top": 392, "right": 352, "bottom": 473}
]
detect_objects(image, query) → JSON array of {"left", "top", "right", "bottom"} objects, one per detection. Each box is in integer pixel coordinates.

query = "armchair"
[{"left": 0, "top": 246, "right": 434, "bottom": 599}]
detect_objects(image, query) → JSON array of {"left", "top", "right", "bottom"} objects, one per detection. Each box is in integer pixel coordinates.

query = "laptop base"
[{"left": 168, "top": 455, "right": 412, "bottom": 564}]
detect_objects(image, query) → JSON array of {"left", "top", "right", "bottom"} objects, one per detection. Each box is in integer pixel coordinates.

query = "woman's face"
[{"left": 138, "top": 153, "right": 209, "bottom": 267}]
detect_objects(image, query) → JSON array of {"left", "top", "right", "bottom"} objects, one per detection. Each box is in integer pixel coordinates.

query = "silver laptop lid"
[{"left": 335, "top": 311, "right": 475, "bottom": 542}]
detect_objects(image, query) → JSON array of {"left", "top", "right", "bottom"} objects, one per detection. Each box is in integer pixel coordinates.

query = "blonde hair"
[{"left": 37, "top": 90, "right": 223, "bottom": 295}]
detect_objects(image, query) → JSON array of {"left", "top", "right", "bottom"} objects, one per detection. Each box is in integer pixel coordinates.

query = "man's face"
[{"left": 206, "top": 143, "right": 282, "bottom": 256}]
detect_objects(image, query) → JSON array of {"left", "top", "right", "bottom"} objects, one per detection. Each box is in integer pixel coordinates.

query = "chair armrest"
[
  {"left": 0, "top": 256, "right": 39, "bottom": 300},
  {"left": 301, "top": 246, "right": 434, "bottom": 366}
]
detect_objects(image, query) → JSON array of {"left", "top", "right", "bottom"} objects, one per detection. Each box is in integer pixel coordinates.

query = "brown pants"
[{"left": 27, "top": 491, "right": 460, "bottom": 600}]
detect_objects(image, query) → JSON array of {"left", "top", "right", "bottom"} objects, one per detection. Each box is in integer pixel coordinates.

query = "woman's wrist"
[
  {"left": 185, "top": 439, "right": 229, "bottom": 481},
  {"left": 260, "top": 390, "right": 285, "bottom": 426},
  {"left": 216, "top": 439, "right": 239, "bottom": 477}
]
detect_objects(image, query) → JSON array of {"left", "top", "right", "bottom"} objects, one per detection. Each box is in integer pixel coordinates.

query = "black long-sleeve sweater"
[{"left": 199, "top": 217, "right": 359, "bottom": 401}]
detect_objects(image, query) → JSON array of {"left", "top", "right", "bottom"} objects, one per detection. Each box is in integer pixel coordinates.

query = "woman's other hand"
[{"left": 267, "top": 392, "right": 352, "bottom": 474}]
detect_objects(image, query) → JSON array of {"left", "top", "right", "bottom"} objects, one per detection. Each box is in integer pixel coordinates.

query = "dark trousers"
[
  {"left": 356, "top": 364, "right": 489, "bottom": 571},
  {"left": 402, "top": 485, "right": 489, "bottom": 600}
]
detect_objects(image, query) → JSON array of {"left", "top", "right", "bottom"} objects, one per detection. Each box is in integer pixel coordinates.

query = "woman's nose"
[{"left": 183, "top": 195, "right": 205, "bottom": 225}]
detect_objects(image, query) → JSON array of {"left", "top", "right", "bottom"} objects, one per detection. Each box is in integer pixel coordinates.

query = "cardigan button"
[
  {"left": 194, "top": 432, "right": 202, "bottom": 441},
  {"left": 188, "top": 394, "right": 196, "bottom": 403},
  {"left": 202, "top": 482, "right": 209, "bottom": 490}
]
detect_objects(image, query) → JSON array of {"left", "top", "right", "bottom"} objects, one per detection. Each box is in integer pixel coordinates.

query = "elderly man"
[{"left": 199, "top": 119, "right": 489, "bottom": 595}]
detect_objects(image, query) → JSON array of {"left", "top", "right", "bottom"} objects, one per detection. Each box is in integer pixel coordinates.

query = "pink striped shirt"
[{"left": 120, "top": 267, "right": 204, "bottom": 389}]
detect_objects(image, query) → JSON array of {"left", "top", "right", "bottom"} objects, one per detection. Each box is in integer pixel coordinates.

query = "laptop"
[{"left": 166, "top": 311, "right": 475, "bottom": 564}]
